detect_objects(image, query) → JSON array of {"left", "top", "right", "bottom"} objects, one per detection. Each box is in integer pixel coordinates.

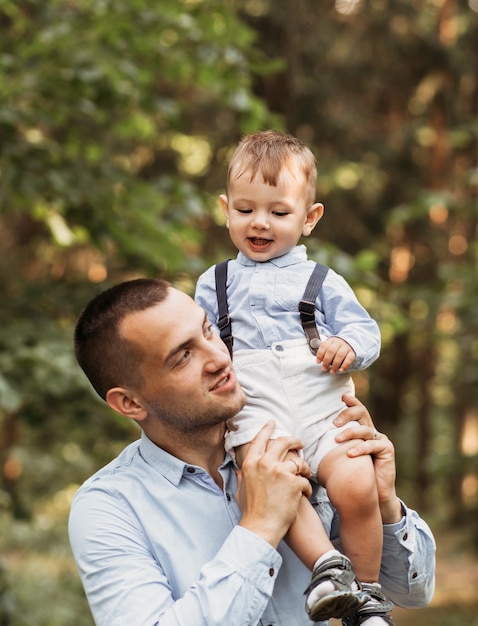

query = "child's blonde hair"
[{"left": 227, "top": 130, "right": 317, "bottom": 205}]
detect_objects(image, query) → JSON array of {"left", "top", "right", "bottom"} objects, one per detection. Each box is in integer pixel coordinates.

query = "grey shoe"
[
  {"left": 304, "top": 554, "right": 370, "bottom": 622},
  {"left": 342, "top": 582, "right": 394, "bottom": 625}
]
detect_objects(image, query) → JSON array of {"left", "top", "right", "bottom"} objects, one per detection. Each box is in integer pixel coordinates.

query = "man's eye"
[
  {"left": 205, "top": 324, "right": 213, "bottom": 337},
  {"left": 179, "top": 350, "right": 191, "bottom": 363}
]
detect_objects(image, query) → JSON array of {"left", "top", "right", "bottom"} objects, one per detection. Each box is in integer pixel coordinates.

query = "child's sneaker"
[
  {"left": 304, "top": 553, "right": 370, "bottom": 622},
  {"left": 341, "top": 582, "right": 394, "bottom": 625}
]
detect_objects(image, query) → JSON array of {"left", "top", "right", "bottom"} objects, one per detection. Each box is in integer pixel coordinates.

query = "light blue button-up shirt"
[
  {"left": 69, "top": 432, "right": 436, "bottom": 626},
  {"left": 195, "top": 246, "right": 381, "bottom": 370}
]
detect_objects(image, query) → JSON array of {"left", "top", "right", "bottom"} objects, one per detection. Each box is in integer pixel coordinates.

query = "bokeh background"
[{"left": 1, "top": 1, "right": 477, "bottom": 624}]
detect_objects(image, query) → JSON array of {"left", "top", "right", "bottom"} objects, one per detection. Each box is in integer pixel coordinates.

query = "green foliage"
[
  {"left": 0, "top": 0, "right": 281, "bottom": 272},
  {"left": 0, "top": 4, "right": 283, "bottom": 619}
]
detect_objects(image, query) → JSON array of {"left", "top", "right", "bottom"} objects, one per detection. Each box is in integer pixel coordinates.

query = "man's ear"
[
  {"left": 106, "top": 387, "right": 148, "bottom": 422},
  {"left": 219, "top": 194, "right": 230, "bottom": 227},
  {"left": 302, "top": 202, "right": 324, "bottom": 236}
]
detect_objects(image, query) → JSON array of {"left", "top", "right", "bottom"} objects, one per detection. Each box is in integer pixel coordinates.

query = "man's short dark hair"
[{"left": 74, "top": 278, "right": 171, "bottom": 400}]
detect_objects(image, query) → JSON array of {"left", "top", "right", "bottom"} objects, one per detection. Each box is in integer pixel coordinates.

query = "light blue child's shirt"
[{"left": 195, "top": 245, "right": 381, "bottom": 370}]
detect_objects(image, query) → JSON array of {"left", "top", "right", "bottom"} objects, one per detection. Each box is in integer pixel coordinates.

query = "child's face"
[{"left": 221, "top": 164, "right": 323, "bottom": 262}]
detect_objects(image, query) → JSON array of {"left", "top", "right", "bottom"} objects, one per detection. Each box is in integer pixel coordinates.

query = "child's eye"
[
  {"left": 236, "top": 208, "right": 252, "bottom": 214},
  {"left": 273, "top": 211, "right": 289, "bottom": 217}
]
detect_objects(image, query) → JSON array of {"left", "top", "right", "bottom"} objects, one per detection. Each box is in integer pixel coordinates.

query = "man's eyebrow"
[{"left": 164, "top": 311, "right": 208, "bottom": 366}]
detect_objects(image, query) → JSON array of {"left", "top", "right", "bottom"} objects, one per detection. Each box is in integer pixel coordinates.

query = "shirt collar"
[
  {"left": 139, "top": 431, "right": 234, "bottom": 486},
  {"left": 236, "top": 245, "right": 307, "bottom": 268}
]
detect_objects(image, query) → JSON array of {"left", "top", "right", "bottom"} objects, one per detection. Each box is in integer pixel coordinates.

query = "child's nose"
[{"left": 252, "top": 213, "right": 270, "bottom": 229}]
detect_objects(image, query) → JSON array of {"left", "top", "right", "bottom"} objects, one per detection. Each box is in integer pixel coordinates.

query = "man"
[{"left": 69, "top": 278, "right": 436, "bottom": 626}]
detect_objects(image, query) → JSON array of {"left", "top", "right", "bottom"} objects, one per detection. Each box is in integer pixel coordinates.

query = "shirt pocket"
[{"left": 274, "top": 272, "right": 307, "bottom": 312}]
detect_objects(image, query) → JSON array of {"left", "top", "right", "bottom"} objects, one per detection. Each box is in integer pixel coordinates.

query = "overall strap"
[
  {"left": 299, "top": 263, "right": 329, "bottom": 355},
  {"left": 214, "top": 260, "right": 233, "bottom": 357}
]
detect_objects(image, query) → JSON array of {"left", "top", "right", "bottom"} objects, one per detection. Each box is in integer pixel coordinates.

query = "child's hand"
[{"left": 316, "top": 337, "right": 356, "bottom": 374}]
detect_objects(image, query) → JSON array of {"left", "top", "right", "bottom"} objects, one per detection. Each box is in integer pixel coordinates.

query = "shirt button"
[
  {"left": 269, "top": 568, "right": 274, "bottom": 577},
  {"left": 402, "top": 533, "right": 408, "bottom": 541},
  {"left": 186, "top": 467, "right": 195, "bottom": 473},
  {"left": 226, "top": 493, "right": 231, "bottom": 501},
  {"left": 412, "top": 571, "right": 418, "bottom": 579},
  {"left": 275, "top": 345, "right": 284, "bottom": 352}
]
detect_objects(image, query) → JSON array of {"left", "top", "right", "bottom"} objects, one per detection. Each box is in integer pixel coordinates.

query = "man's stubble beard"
[{"left": 147, "top": 392, "right": 246, "bottom": 436}]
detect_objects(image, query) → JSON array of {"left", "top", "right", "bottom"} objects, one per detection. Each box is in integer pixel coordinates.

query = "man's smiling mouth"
[
  {"left": 211, "top": 372, "right": 233, "bottom": 392},
  {"left": 214, "top": 375, "right": 229, "bottom": 389}
]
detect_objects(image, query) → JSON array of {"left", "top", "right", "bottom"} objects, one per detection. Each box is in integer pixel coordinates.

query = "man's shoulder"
[{"left": 74, "top": 439, "right": 142, "bottom": 496}]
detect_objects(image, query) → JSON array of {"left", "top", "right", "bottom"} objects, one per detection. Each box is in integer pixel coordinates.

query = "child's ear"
[
  {"left": 219, "top": 194, "right": 230, "bottom": 227},
  {"left": 303, "top": 203, "right": 324, "bottom": 236}
]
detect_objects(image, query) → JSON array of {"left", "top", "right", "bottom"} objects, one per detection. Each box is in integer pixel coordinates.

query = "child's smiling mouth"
[{"left": 249, "top": 237, "right": 272, "bottom": 247}]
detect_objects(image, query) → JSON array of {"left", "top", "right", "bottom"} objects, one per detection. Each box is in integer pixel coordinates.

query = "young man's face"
[
  {"left": 221, "top": 162, "right": 323, "bottom": 262},
  {"left": 119, "top": 288, "right": 246, "bottom": 432}
]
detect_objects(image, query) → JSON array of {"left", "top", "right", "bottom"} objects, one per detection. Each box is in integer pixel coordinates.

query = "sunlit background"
[{"left": 1, "top": 1, "right": 477, "bottom": 624}]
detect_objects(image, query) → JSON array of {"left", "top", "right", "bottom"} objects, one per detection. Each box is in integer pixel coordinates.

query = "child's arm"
[
  {"left": 195, "top": 265, "right": 220, "bottom": 326},
  {"left": 315, "top": 269, "right": 381, "bottom": 371},
  {"left": 316, "top": 336, "right": 356, "bottom": 374}
]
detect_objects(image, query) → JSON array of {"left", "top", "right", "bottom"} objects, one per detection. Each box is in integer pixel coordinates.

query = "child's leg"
[
  {"left": 236, "top": 443, "right": 368, "bottom": 621},
  {"left": 286, "top": 493, "right": 336, "bottom": 570},
  {"left": 317, "top": 441, "right": 382, "bottom": 584},
  {"left": 318, "top": 446, "right": 395, "bottom": 624}
]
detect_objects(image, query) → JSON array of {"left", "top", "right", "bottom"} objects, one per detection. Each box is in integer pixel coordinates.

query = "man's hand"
[
  {"left": 316, "top": 337, "right": 356, "bottom": 374},
  {"left": 236, "top": 421, "right": 312, "bottom": 548},
  {"left": 333, "top": 394, "right": 403, "bottom": 524}
]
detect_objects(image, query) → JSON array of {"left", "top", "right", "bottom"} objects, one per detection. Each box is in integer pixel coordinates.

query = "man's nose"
[{"left": 205, "top": 335, "right": 231, "bottom": 369}]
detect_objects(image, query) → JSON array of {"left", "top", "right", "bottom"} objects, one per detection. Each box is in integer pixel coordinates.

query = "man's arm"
[
  {"left": 69, "top": 424, "right": 310, "bottom": 626},
  {"left": 69, "top": 499, "right": 282, "bottom": 626},
  {"left": 379, "top": 501, "right": 436, "bottom": 607}
]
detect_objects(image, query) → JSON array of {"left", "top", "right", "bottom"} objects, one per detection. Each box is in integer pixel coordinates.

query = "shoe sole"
[{"left": 308, "top": 590, "right": 369, "bottom": 622}]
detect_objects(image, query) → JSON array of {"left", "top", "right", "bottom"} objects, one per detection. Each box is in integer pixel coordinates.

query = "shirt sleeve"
[
  {"left": 195, "top": 266, "right": 220, "bottom": 331},
  {"left": 69, "top": 491, "right": 282, "bottom": 626},
  {"left": 317, "top": 269, "right": 381, "bottom": 370},
  {"left": 379, "top": 501, "right": 436, "bottom": 607},
  {"left": 324, "top": 494, "right": 436, "bottom": 609}
]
